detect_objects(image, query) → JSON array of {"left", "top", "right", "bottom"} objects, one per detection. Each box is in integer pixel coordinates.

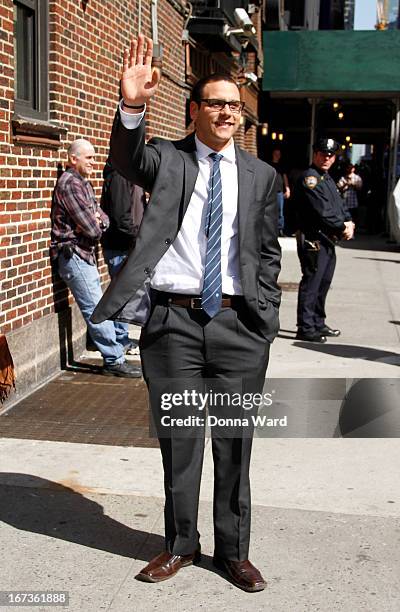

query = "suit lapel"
[
  {"left": 177, "top": 133, "right": 199, "bottom": 215},
  {"left": 236, "top": 146, "right": 255, "bottom": 249}
]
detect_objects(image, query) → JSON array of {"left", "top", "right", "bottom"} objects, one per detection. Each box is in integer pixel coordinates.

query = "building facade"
[
  {"left": 1, "top": 0, "right": 264, "bottom": 405},
  {"left": 260, "top": 0, "right": 400, "bottom": 239}
]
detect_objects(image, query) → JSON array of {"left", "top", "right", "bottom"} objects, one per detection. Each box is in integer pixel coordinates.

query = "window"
[{"left": 13, "top": 0, "right": 48, "bottom": 120}]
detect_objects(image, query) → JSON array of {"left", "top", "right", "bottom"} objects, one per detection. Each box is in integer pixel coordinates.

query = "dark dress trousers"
[{"left": 92, "top": 112, "right": 281, "bottom": 561}]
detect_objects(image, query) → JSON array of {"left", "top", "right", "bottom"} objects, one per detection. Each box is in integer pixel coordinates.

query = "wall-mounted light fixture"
[
  {"left": 260, "top": 123, "right": 268, "bottom": 136},
  {"left": 338, "top": 112, "right": 344, "bottom": 120},
  {"left": 333, "top": 102, "right": 339, "bottom": 110},
  {"left": 341, "top": 144, "right": 346, "bottom": 150},
  {"left": 345, "top": 136, "right": 351, "bottom": 142},
  {"left": 271, "top": 132, "right": 277, "bottom": 140},
  {"left": 278, "top": 133, "right": 284, "bottom": 141}
]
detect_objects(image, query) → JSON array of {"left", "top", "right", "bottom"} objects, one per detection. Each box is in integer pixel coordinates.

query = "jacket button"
[
  {"left": 144, "top": 267, "right": 151, "bottom": 275},
  {"left": 165, "top": 238, "right": 171, "bottom": 245}
]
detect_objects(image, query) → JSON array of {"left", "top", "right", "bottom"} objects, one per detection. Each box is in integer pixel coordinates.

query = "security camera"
[
  {"left": 237, "top": 72, "right": 258, "bottom": 88},
  {"left": 224, "top": 7, "right": 257, "bottom": 42},
  {"left": 244, "top": 71, "right": 258, "bottom": 84},
  {"left": 234, "top": 8, "right": 256, "bottom": 34}
]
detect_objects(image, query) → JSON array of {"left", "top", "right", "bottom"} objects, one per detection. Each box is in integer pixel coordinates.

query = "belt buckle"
[{"left": 190, "top": 297, "right": 203, "bottom": 310}]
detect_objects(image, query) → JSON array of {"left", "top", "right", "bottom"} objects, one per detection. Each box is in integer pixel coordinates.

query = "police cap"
[{"left": 313, "top": 138, "right": 339, "bottom": 154}]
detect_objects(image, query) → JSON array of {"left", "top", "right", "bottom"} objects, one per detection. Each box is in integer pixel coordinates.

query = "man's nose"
[{"left": 219, "top": 104, "right": 232, "bottom": 115}]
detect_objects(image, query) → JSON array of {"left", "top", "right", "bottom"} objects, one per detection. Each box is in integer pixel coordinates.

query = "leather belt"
[
  {"left": 152, "top": 290, "right": 241, "bottom": 310},
  {"left": 169, "top": 296, "right": 233, "bottom": 309}
]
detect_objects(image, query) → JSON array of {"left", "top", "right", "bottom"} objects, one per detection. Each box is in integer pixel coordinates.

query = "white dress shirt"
[{"left": 119, "top": 103, "right": 242, "bottom": 295}]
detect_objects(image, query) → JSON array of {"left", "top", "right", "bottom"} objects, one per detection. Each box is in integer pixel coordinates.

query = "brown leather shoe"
[
  {"left": 135, "top": 549, "right": 201, "bottom": 583},
  {"left": 213, "top": 556, "right": 267, "bottom": 592}
]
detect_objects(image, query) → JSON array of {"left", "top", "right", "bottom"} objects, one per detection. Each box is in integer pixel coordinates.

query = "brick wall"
[
  {"left": 0, "top": 0, "right": 262, "bottom": 404},
  {"left": 0, "top": 0, "right": 186, "bottom": 338}
]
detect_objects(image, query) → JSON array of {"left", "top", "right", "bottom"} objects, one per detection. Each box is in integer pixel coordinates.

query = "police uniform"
[{"left": 294, "top": 139, "right": 352, "bottom": 342}]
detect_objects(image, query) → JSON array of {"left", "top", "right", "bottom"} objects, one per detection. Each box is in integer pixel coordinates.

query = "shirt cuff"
[{"left": 118, "top": 100, "right": 146, "bottom": 129}]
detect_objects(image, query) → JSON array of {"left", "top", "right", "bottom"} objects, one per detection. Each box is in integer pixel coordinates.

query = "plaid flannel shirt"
[
  {"left": 337, "top": 173, "right": 363, "bottom": 210},
  {"left": 50, "top": 167, "right": 109, "bottom": 264}
]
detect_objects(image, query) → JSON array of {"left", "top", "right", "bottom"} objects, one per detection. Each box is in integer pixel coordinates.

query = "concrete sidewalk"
[
  {"left": 0, "top": 235, "right": 399, "bottom": 611},
  {"left": 270, "top": 235, "right": 400, "bottom": 377}
]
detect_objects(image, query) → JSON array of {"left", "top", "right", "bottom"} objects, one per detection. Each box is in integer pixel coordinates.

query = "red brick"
[{"left": 1, "top": 0, "right": 260, "bottom": 333}]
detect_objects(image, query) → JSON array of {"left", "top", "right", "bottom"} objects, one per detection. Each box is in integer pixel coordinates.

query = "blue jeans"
[
  {"left": 103, "top": 249, "right": 132, "bottom": 348},
  {"left": 58, "top": 253, "right": 125, "bottom": 366},
  {"left": 277, "top": 192, "right": 284, "bottom": 232}
]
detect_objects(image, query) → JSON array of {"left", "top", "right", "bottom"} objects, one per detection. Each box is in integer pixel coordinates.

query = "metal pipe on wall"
[
  {"left": 305, "top": 0, "right": 320, "bottom": 30},
  {"left": 151, "top": 0, "right": 159, "bottom": 46},
  {"left": 386, "top": 98, "right": 400, "bottom": 236},
  {"left": 309, "top": 98, "right": 317, "bottom": 164},
  {"left": 151, "top": 0, "right": 163, "bottom": 65}
]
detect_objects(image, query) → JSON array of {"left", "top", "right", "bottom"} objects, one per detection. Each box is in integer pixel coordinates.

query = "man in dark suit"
[{"left": 92, "top": 35, "right": 281, "bottom": 592}]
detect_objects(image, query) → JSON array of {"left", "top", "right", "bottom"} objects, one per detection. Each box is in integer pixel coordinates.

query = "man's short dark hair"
[{"left": 191, "top": 73, "right": 239, "bottom": 104}]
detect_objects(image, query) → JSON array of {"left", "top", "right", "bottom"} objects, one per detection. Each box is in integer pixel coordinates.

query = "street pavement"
[{"left": 0, "top": 235, "right": 399, "bottom": 611}]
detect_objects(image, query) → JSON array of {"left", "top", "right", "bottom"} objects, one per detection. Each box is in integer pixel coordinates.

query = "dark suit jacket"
[{"left": 92, "top": 113, "right": 281, "bottom": 342}]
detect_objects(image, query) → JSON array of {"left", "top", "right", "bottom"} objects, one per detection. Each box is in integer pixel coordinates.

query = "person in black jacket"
[
  {"left": 269, "top": 147, "right": 290, "bottom": 236},
  {"left": 294, "top": 138, "right": 354, "bottom": 342},
  {"left": 101, "top": 158, "right": 146, "bottom": 353}
]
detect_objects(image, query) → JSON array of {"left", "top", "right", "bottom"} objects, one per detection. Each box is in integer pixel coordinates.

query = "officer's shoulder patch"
[{"left": 304, "top": 176, "right": 318, "bottom": 189}]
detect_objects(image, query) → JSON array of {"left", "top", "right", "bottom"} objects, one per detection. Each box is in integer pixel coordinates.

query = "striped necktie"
[{"left": 201, "top": 152, "right": 223, "bottom": 318}]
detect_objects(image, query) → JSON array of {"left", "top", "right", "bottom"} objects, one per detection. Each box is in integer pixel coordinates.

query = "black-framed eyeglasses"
[{"left": 199, "top": 99, "right": 245, "bottom": 113}]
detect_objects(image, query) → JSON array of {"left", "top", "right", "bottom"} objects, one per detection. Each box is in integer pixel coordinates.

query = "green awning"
[{"left": 263, "top": 30, "right": 400, "bottom": 94}]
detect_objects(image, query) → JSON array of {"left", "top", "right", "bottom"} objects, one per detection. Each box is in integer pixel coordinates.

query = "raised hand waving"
[{"left": 121, "top": 35, "right": 160, "bottom": 108}]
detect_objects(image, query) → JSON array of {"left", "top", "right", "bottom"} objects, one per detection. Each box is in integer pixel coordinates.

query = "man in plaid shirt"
[
  {"left": 50, "top": 138, "right": 141, "bottom": 378},
  {"left": 337, "top": 162, "right": 363, "bottom": 225}
]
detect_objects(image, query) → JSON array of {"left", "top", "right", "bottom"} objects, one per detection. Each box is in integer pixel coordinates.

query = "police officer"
[{"left": 294, "top": 138, "right": 355, "bottom": 342}]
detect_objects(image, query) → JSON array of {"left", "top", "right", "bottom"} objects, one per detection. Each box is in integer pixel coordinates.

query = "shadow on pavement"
[
  {"left": 338, "top": 379, "right": 400, "bottom": 437},
  {"left": 63, "top": 361, "right": 103, "bottom": 374},
  {"left": 0, "top": 474, "right": 164, "bottom": 562},
  {"left": 0, "top": 473, "right": 221, "bottom": 578},
  {"left": 339, "top": 235, "right": 400, "bottom": 253},
  {"left": 277, "top": 328, "right": 297, "bottom": 340},
  {"left": 292, "top": 342, "right": 400, "bottom": 366},
  {"left": 354, "top": 257, "right": 400, "bottom": 264}
]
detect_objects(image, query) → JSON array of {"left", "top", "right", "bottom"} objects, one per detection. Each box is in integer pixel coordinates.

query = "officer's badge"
[{"left": 304, "top": 176, "right": 318, "bottom": 189}]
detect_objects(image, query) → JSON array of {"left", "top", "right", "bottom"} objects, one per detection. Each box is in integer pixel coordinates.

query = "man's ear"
[
  {"left": 189, "top": 100, "right": 199, "bottom": 123},
  {"left": 69, "top": 155, "right": 77, "bottom": 167}
]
